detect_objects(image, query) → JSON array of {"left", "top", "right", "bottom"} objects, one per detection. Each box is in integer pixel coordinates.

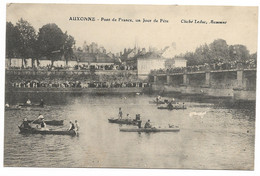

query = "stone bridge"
[{"left": 148, "top": 66, "right": 256, "bottom": 101}]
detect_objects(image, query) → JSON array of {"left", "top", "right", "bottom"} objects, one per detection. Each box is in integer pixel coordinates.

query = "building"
[
  {"left": 8, "top": 58, "right": 33, "bottom": 68},
  {"left": 137, "top": 52, "right": 167, "bottom": 79},
  {"left": 137, "top": 51, "right": 187, "bottom": 79},
  {"left": 165, "top": 57, "right": 187, "bottom": 69},
  {"left": 74, "top": 51, "right": 115, "bottom": 69}
]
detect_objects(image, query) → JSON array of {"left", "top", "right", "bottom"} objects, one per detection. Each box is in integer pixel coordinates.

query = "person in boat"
[
  {"left": 156, "top": 96, "right": 159, "bottom": 103},
  {"left": 5, "top": 103, "right": 10, "bottom": 108},
  {"left": 26, "top": 99, "right": 31, "bottom": 105},
  {"left": 68, "top": 120, "right": 75, "bottom": 131},
  {"left": 39, "top": 99, "right": 44, "bottom": 107},
  {"left": 126, "top": 114, "right": 131, "bottom": 121},
  {"left": 39, "top": 119, "right": 49, "bottom": 131},
  {"left": 118, "top": 107, "right": 123, "bottom": 119},
  {"left": 167, "top": 102, "right": 174, "bottom": 109},
  {"left": 171, "top": 98, "right": 176, "bottom": 104},
  {"left": 40, "top": 119, "right": 47, "bottom": 128},
  {"left": 38, "top": 113, "right": 44, "bottom": 120},
  {"left": 75, "top": 120, "right": 79, "bottom": 131},
  {"left": 20, "top": 118, "right": 32, "bottom": 129},
  {"left": 144, "top": 119, "right": 152, "bottom": 128}
]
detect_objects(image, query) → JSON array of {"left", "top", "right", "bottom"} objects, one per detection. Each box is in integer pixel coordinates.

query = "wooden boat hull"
[
  {"left": 18, "top": 126, "right": 76, "bottom": 136},
  {"left": 120, "top": 127, "right": 180, "bottom": 132},
  {"left": 18, "top": 104, "right": 44, "bottom": 108},
  {"left": 27, "top": 120, "right": 64, "bottom": 126},
  {"left": 149, "top": 100, "right": 165, "bottom": 104},
  {"left": 108, "top": 118, "right": 138, "bottom": 125},
  {"left": 5, "top": 107, "right": 21, "bottom": 111},
  {"left": 157, "top": 106, "right": 187, "bottom": 110}
]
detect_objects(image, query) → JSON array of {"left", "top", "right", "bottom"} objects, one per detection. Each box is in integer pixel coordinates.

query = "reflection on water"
[{"left": 4, "top": 93, "right": 255, "bottom": 169}]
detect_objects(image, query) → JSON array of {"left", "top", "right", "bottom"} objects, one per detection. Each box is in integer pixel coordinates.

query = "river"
[{"left": 4, "top": 92, "right": 255, "bottom": 169}]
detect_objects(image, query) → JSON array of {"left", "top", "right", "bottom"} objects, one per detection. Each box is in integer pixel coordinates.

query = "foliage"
[
  {"left": 6, "top": 22, "right": 21, "bottom": 58},
  {"left": 177, "top": 39, "right": 253, "bottom": 66},
  {"left": 15, "top": 18, "right": 37, "bottom": 60},
  {"left": 37, "top": 23, "right": 66, "bottom": 65},
  {"left": 63, "top": 32, "right": 76, "bottom": 63}
]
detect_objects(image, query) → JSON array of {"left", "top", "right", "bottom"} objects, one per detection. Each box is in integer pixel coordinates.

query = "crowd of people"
[
  {"left": 8, "top": 64, "right": 137, "bottom": 71},
  {"left": 151, "top": 60, "right": 257, "bottom": 74},
  {"left": 10, "top": 79, "right": 150, "bottom": 89},
  {"left": 74, "top": 64, "right": 136, "bottom": 71}
]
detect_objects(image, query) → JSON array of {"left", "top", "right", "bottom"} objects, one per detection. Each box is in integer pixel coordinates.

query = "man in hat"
[
  {"left": 40, "top": 119, "right": 47, "bottom": 128},
  {"left": 21, "top": 118, "right": 32, "bottom": 129},
  {"left": 39, "top": 99, "right": 44, "bottom": 107},
  {"left": 38, "top": 113, "right": 44, "bottom": 120},
  {"left": 144, "top": 119, "right": 152, "bottom": 128},
  {"left": 75, "top": 120, "right": 79, "bottom": 131},
  {"left": 68, "top": 120, "right": 75, "bottom": 131},
  {"left": 118, "top": 107, "right": 123, "bottom": 119},
  {"left": 26, "top": 99, "right": 31, "bottom": 105}
]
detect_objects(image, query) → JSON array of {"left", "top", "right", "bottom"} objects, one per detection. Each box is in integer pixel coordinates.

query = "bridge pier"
[
  {"left": 205, "top": 72, "right": 211, "bottom": 86},
  {"left": 183, "top": 74, "right": 188, "bottom": 85},
  {"left": 154, "top": 75, "right": 158, "bottom": 83},
  {"left": 237, "top": 70, "right": 244, "bottom": 88},
  {"left": 167, "top": 75, "right": 172, "bottom": 84}
]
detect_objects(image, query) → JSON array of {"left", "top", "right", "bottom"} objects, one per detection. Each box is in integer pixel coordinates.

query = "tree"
[
  {"left": 6, "top": 22, "right": 21, "bottom": 64},
  {"left": 229, "top": 44, "right": 250, "bottom": 63},
  {"left": 209, "top": 39, "right": 229, "bottom": 63},
  {"left": 193, "top": 44, "right": 211, "bottom": 64},
  {"left": 63, "top": 32, "right": 76, "bottom": 65},
  {"left": 38, "top": 23, "right": 66, "bottom": 66},
  {"left": 16, "top": 18, "right": 37, "bottom": 67},
  {"left": 250, "top": 52, "right": 257, "bottom": 61}
]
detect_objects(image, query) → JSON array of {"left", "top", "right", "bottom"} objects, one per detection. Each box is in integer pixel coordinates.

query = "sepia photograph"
[{"left": 2, "top": 2, "right": 258, "bottom": 172}]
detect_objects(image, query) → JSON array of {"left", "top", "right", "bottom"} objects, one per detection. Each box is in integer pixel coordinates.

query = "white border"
[{"left": 0, "top": 1, "right": 259, "bottom": 176}]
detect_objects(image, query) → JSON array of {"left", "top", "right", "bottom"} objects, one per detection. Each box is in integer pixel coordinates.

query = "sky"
[{"left": 6, "top": 4, "right": 258, "bottom": 55}]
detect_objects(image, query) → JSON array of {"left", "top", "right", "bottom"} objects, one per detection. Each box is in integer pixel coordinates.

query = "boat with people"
[
  {"left": 157, "top": 106, "right": 187, "bottom": 110},
  {"left": 119, "top": 118, "right": 180, "bottom": 133},
  {"left": 120, "top": 127, "right": 180, "bottom": 133},
  {"left": 149, "top": 95, "right": 171, "bottom": 105},
  {"left": 108, "top": 118, "right": 138, "bottom": 125},
  {"left": 157, "top": 101, "right": 187, "bottom": 110},
  {"left": 18, "top": 99, "right": 45, "bottom": 108},
  {"left": 18, "top": 126, "right": 77, "bottom": 136},
  {"left": 108, "top": 112, "right": 141, "bottom": 126},
  {"left": 5, "top": 103, "right": 21, "bottom": 111},
  {"left": 27, "top": 119, "right": 64, "bottom": 126}
]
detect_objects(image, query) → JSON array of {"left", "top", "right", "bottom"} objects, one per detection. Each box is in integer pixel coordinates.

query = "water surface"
[{"left": 4, "top": 93, "right": 255, "bottom": 169}]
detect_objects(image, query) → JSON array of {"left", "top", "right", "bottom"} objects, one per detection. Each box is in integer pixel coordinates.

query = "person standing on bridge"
[{"left": 118, "top": 107, "right": 123, "bottom": 119}]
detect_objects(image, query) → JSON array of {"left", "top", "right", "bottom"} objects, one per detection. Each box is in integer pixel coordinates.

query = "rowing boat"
[
  {"left": 108, "top": 118, "right": 138, "bottom": 125},
  {"left": 18, "top": 126, "right": 77, "bottom": 136},
  {"left": 18, "top": 104, "right": 44, "bottom": 108},
  {"left": 27, "top": 120, "right": 64, "bottom": 126},
  {"left": 120, "top": 127, "right": 180, "bottom": 132},
  {"left": 5, "top": 107, "right": 21, "bottom": 111},
  {"left": 157, "top": 106, "right": 187, "bottom": 110},
  {"left": 149, "top": 100, "right": 166, "bottom": 104}
]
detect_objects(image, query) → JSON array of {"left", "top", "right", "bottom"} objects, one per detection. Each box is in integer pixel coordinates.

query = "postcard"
[{"left": 4, "top": 3, "right": 258, "bottom": 170}]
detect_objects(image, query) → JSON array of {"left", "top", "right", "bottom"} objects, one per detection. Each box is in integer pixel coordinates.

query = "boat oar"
[{"left": 29, "top": 117, "right": 43, "bottom": 126}]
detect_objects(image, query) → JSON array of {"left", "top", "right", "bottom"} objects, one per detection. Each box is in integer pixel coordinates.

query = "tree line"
[
  {"left": 175, "top": 39, "right": 257, "bottom": 66},
  {"left": 6, "top": 18, "right": 75, "bottom": 67}
]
